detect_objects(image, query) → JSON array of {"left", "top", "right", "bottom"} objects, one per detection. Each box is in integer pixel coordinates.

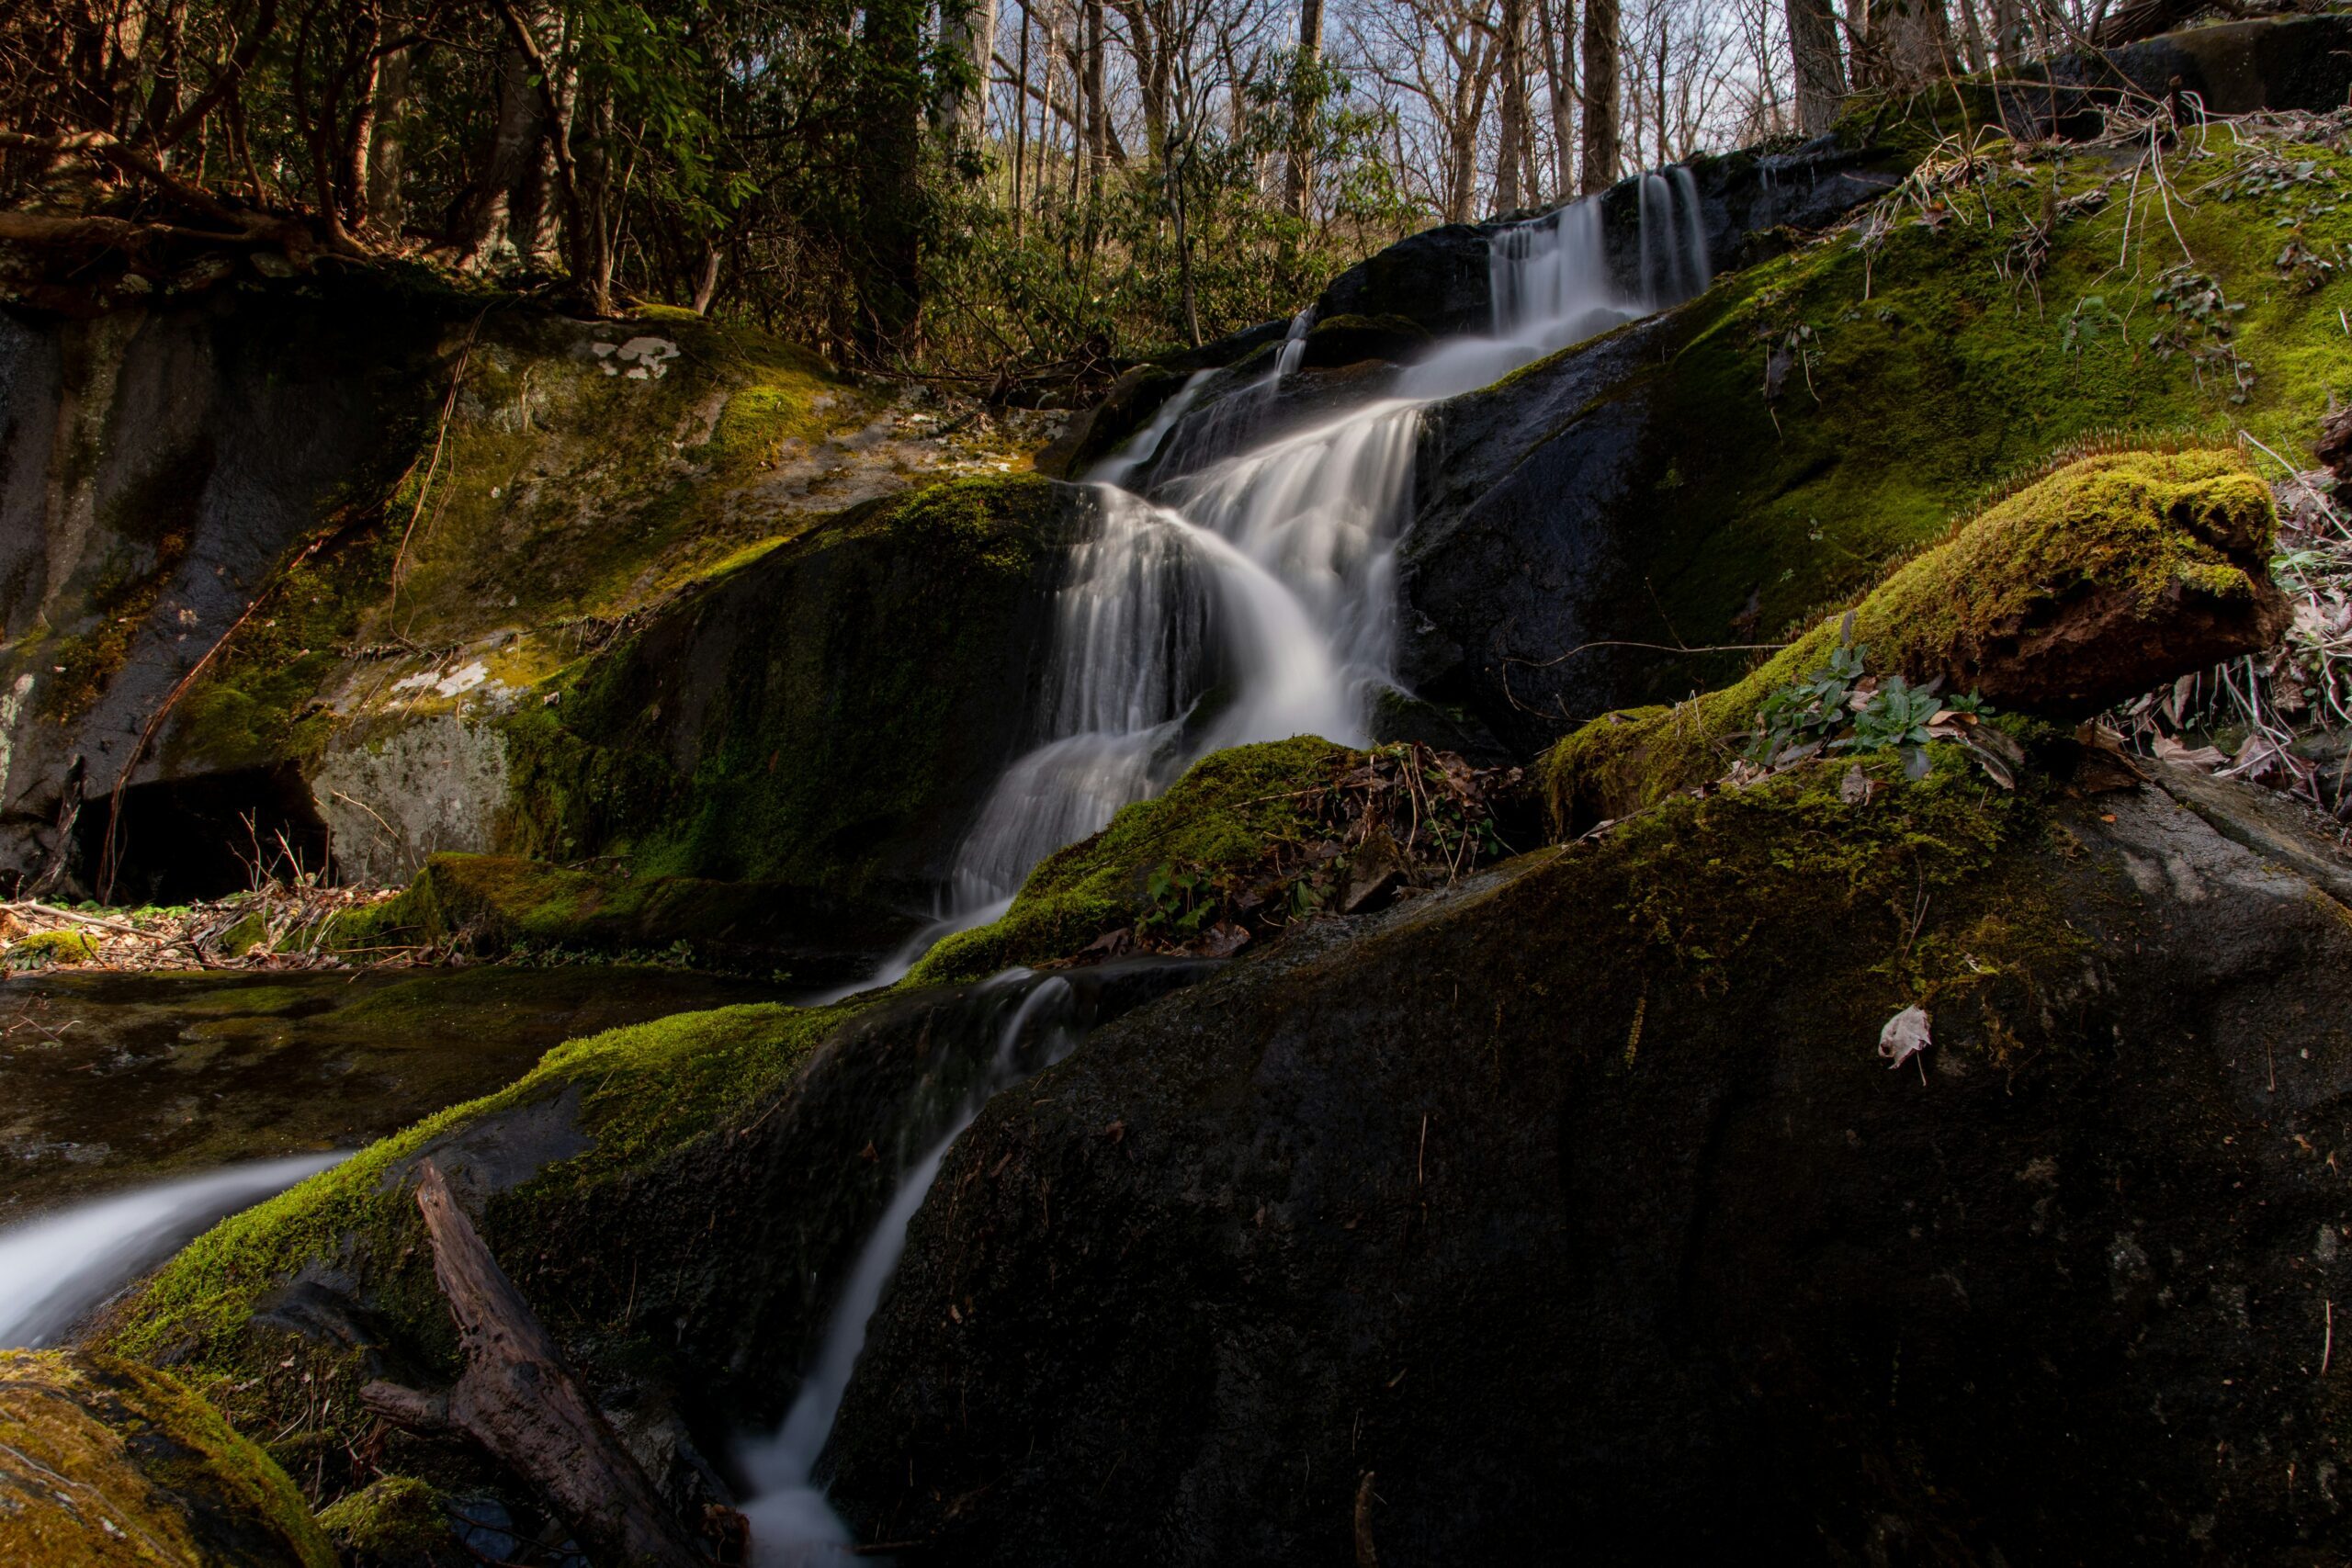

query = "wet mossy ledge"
[
  {"left": 913, "top": 737, "right": 1359, "bottom": 983},
  {"left": 0, "top": 1348, "right": 334, "bottom": 1568},
  {"left": 1407, "top": 122, "right": 2352, "bottom": 751},
  {"left": 1543, "top": 446, "right": 2283, "bottom": 829}
]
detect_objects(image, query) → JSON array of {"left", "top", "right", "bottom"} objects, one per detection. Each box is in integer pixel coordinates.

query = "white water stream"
[
  {"left": 742, "top": 173, "right": 1712, "bottom": 1560},
  {"left": 0, "top": 1152, "right": 344, "bottom": 1348}
]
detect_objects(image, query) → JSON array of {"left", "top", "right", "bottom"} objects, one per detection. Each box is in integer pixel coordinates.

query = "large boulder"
[
  {"left": 823, "top": 749, "right": 2352, "bottom": 1564},
  {"left": 0, "top": 1348, "right": 333, "bottom": 1567}
]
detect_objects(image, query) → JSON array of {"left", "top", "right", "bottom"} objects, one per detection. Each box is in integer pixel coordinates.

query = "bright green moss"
[
  {"left": 1544, "top": 447, "right": 2274, "bottom": 827},
  {"left": 913, "top": 737, "right": 1355, "bottom": 982},
  {"left": 105, "top": 1000, "right": 842, "bottom": 1374},
  {"left": 6, "top": 929, "right": 100, "bottom": 967},
  {"left": 1566, "top": 136, "right": 2352, "bottom": 688},
  {"left": 316, "top": 1474, "right": 449, "bottom": 1561}
]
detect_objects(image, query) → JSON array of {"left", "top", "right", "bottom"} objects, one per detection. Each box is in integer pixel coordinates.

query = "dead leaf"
[
  {"left": 1839, "top": 764, "right": 1872, "bottom": 805},
  {"left": 1878, "top": 1005, "right": 1932, "bottom": 1072},
  {"left": 2153, "top": 735, "right": 2229, "bottom": 771}
]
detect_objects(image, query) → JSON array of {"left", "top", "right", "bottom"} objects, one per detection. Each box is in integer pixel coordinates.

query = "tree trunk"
[
  {"left": 1496, "top": 0, "right": 1529, "bottom": 214},
  {"left": 358, "top": 1164, "right": 710, "bottom": 1568},
  {"left": 856, "top": 0, "right": 928, "bottom": 350},
  {"left": 691, "top": 243, "right": 721, "bottom": 314},
  {"left": 1785, "top": 0, "right": 1846, "bottom": 136},
  {"left": 1577, "top": 0, "right": 1619, "bottom": 195},
  {"left": 1869, "top": 0, "right": 1956, "bottom": 88},
  {"left": 450, "top": 39, "right": 543, "bottom": 268},
  {"left": 932, "top": 0, "right": 998, "bottom": 141},
  {"left": 1283, "top": 0, "right": 1323, "bottom": 218},
  {"left": 1536, "top": 0, "right": 1576, "bottom": 202},
  {"left": 1082, "top": 0, "right": 1106, "bottom": 178},
  {"left": 366, "top": 45, "right": 408, "bottom": 233}
]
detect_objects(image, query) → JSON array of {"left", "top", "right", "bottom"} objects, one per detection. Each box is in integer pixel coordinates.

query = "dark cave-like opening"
[{"left": 74, "top": 762, "right": 336, "bottom": 905}]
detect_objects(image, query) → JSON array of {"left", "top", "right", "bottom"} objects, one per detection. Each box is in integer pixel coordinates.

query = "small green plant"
[
  {"left": 1841, "top": 675, "right": 1943, "bottom": 778},
  {"left": 1748, "top": 615, "right": 1868, "bottom": 763},
  {"left": 2149, "top": 266, "right": 2256, "bottom": 403},
  {"left": 1143, "top": 863, "right": 1216, "bottom": 937}
]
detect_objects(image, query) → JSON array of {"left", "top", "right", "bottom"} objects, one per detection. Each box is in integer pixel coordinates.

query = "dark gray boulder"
[{"left": 823, "top": 758, "right": 2352, "bottom": 1565}]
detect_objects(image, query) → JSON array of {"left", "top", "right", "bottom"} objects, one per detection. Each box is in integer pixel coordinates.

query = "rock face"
[
  {"left": 0, "top": 1348, "right": 333, "bottom": 1567},
  {"left": 1998, "top": 14, "right": 2352, "bottom": 137},
  {"left": 824, "top": 757, "right": 2352, "bottom": 1563}
]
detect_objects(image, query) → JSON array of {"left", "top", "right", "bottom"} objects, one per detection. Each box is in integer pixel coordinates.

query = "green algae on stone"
[
  {"left": 913, "top": 737, "right": 1357, "bottom": 983},
  {"left": 0, "top": 1348, "right": 334, "bottom": 1568},
  {"left": 1544, "top": 448, "right": 2281, "bottom": 829}
]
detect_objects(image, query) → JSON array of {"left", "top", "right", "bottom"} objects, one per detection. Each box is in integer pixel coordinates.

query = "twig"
[{"left": 391, "top": 307, "right": 492, "bottom": 592}]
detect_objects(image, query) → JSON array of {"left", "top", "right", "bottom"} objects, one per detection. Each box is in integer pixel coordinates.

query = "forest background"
[{"left": 3, "top": 0, "right": 2188, "bottom": 392}]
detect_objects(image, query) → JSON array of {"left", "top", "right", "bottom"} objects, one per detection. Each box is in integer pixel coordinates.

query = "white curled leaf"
[{"left": 1878, "top": 1005, "right": 1931, "bottom": 1071}]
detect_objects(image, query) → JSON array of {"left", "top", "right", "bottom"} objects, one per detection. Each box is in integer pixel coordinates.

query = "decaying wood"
[{"left": 360, "top": 1161, "right": 710, "bottom": 1568}]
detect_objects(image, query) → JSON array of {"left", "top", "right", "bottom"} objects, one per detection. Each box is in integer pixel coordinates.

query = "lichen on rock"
[{"left": 0, "top": 1348, "right": 333, "bottom": 1568}]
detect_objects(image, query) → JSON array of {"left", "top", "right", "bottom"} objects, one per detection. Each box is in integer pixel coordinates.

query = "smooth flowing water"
[
  {"left": 744, "top": 175, "right": 1713, "bottom": 1559},
  {"left": 739, "top": 972, "right": 1080, "bottom": 1561},
  {"left": 940, "top": 171, "right": 1712, "bottom": 925},
  {"left": 0, "top": 1153, "right": 344, "bottom": 1348}
]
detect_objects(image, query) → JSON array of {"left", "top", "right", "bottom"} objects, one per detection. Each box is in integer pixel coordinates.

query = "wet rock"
[
  {"left": 0, "top": 1347, "right": 333, "bottom": 1566},
  {"left": 825, "top": 760, "right": 2352, "bottom": 1565}
]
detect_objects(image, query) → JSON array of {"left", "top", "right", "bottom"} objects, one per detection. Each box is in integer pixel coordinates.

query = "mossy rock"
[
  {"left": 1409, "top": 130, "right": 2352, "bottom": 756},
  {"left": 1543, "top": 446, "right": 2282, "bottom": 829},
  {"left": 498, "top": 472, "right": 1081, "bottom": 903},
  {"left": 6, "top": 929, "right": 101, "bottom": 969},
  {"left": 912, "top": 737, "right": 1358, "bottom": 983},
  {"left": 0, "top": 1348, "right": 333, "bottom": 1567},
  {"left": 316, "top": 1475, "right": 462, "bottom": 1567},
  {"left": 321, "top": 852, "right": 911, "bottom": 982},
  {"left": 1300, "top": 313, "right": 1432, "bottom": 369}
]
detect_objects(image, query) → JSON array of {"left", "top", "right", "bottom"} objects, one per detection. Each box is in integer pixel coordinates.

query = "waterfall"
[
  {"left": 0, "top": 1153, "right": 345, "bottom": 1348},
  {"left": 739, "top": 972, "right": 1081, "bottom": 1562},
  {"left": 930, "top": 174, "right": 1710, "bottom": 930},
  {"left": 736, "top": 173, "right": 1714, "bottom": 1556}
]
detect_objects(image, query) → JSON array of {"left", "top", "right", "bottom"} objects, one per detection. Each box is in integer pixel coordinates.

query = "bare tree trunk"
[
  {"left": 1577, "top": 0, "right": 1618, "bottom": 194},
  {"left": 691, "top": 242, "right": 721, "bottom": 314},
  {"left": 1011, "top": 0, "right": 1030, "bottom": 232},
  {"left": 1082, "top": 0, "right": 1106, "bottom": 178},
  {"left": 933, "top": 0, "right": 999, "bottom": 140},
  {"left": 366, "top": 44, "right": 408, "bottom": 233},
  {"left": 1536, "top": 0, "right": 1576, "bottom": 200},
  {"left": 1496, "top": 0, "right": 1529, "bottom": 213},
  {"left": 1870, "top": 0, "right": 1956, "bottom": 87},
  {"left": 1283, "top": 0, "right": 1323, "bottom": 218},
  {"left": 1785, "top": 0, "right": 1845, "bottom": 135}
]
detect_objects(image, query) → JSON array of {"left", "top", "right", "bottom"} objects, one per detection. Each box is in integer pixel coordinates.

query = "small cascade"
[
  {"left": 738, "top": 971, "right": 1083, "bottom": 1561},
  {"left": 829, "top": 167, "right": 1714, "bottom": 984},
  {"left": 0, "top": 1153, "right": 345, "bottom": 1348}
]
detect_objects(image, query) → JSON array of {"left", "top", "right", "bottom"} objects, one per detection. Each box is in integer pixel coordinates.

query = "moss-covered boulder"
[
  {"left": 1543, "top": 446, "right": 2283, "bottom": 827},
  {"left": 319, "top": 852, "right": 911, "bottom": 981},
  {"left": 315, "top": 1475, "right": 463, "bottom": 1568},
  {"left": 499, "top": 473, "right": 1083, "bottom": 905},
  {"left": 0, "top": 1348, "right": 332, "bottom": 1567},
  {"left": 912, "top": 738, "right": 1357, "bottom": 983},
  {"left": 823, "top": 750, "right": 2352, "bottom": 1563},
  {"left": 91, "top": 962, "right": 1207, "bottom": 1517},
  {"left": 1407, "top": 116, "right": 2352, "bottom": 757}
]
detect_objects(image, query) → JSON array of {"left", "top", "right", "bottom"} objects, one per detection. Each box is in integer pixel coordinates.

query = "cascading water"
[
  {"left": 740, "top": 173, "right": 1713, "bottom": 1557},
  {"left": 935, "top": 172, "right": 1713, "bottom": 928},
  {"left": 738, "top": 971, "right": 1083, "bottom": 1561},
  {"left": 0, "top": 1152, "right": 345, "bottom": 1348}
]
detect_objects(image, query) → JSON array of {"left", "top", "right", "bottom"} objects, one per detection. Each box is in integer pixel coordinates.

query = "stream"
[{"left": 741, "top": 175, "right": 1713, "bottom": 1558}]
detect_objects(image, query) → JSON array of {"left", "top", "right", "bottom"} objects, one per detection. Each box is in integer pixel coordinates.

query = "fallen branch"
[{"left": 360, "top": 1162, "right": 712, "bottom": 1568}]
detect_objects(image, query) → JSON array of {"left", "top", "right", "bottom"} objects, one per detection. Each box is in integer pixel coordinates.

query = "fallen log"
[{"left": 359, "top": 1161, "right": 710, "bottom": 1568}]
